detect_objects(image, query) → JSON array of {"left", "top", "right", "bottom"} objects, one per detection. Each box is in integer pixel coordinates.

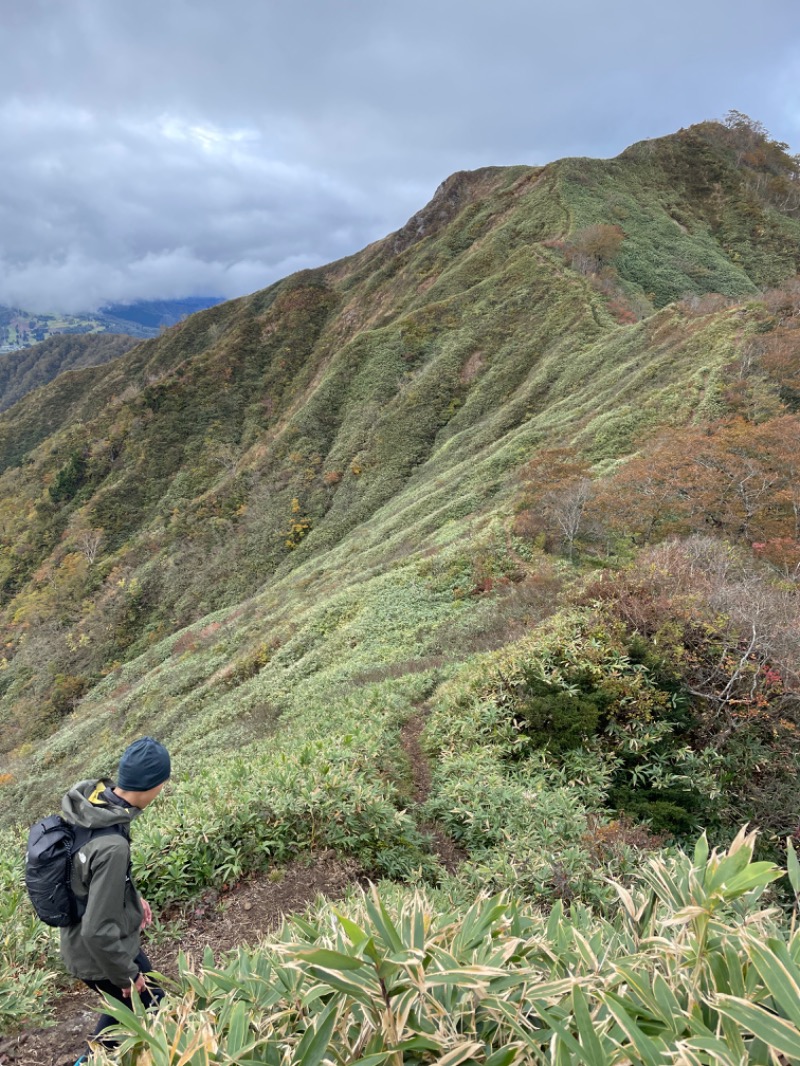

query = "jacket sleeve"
[{"left": 80, "top": 839, "right": 140, "bottom": 987}]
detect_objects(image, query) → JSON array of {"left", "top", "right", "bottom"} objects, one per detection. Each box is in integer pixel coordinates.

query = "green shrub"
[
  {"left": 48, "top": 448, "right": 88, "bottom": 503},
  {"left": 93, "top": 829, "right": 800, "bottom": 1066},
  {"left": 426, "top": 610, "right": 722, "bottom": 843},
  {"left": 510, "top": 673, "right": 604, "bottom": 753}
]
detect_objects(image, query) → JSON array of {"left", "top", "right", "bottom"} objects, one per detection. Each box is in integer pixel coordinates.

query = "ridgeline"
[{"left": 2, "top": 115, "right": 800, "bottom": 1060}]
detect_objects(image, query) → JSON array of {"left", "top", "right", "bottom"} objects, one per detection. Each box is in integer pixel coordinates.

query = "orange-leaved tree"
[
  {"left": 592, "top": 415, "right": 800, "bottom": 556},
  {"left": 514, "top": 447, "right": 594, "bottom": 560}
]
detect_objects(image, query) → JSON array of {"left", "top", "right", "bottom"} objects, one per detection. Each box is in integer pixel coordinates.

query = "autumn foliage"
[
  {"left": 595, "top": 415, "right": 800, "bottom": 552},
  {"left": 517, "top": 413, "right": 800, "bottom": 574},
  {"left": 583, "top": 536, "right": 800, "bottom": 835}
]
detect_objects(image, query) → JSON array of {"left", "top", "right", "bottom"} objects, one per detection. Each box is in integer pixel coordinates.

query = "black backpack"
[{"left": 25, "top": 815, "right": 123, "bottom": 927}]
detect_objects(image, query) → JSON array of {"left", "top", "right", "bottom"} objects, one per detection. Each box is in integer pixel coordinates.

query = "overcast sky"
[{"left": 1, "top": 0, "right": 798, "bottom": 312}]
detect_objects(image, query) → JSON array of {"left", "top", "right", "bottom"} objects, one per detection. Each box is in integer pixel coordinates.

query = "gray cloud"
[{"left": 1, "top": 0, "right": 798, "bottom": 311}]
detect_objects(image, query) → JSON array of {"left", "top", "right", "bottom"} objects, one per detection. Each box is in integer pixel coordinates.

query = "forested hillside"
[
  {"left": 0, "top": 332, "right": 139, "bottom": 413},
  {"left": 3, "top": 114, "right": 800, "bottom": 1061}
]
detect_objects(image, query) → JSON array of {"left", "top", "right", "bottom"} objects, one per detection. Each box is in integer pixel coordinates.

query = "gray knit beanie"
[{"left": 117, "top": 737, "right": 171, "bottom": 791}]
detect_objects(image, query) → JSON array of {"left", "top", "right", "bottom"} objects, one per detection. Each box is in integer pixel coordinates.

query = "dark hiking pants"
[{"left": 82, "top": 950, "right": 164, "bottom": 1049}]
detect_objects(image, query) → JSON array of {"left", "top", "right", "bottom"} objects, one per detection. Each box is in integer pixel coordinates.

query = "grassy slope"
[
  {"left": 3, "top": 118, "right": 800, "bottom": 1038},
  {"left": 0, "top": 122, "right": 797, "bottom": 815}
]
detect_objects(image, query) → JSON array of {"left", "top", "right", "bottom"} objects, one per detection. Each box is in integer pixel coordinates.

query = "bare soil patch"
[
  {"left": 459, "top": 350, "right": 485, "bottom": 384},
  {"left": 400, "top": 711, "right": 466, "bottom": 875}
]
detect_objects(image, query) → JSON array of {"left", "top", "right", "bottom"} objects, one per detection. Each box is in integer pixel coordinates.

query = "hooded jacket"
[{"left": 59, "top": 779, "right": 145, "bottom": 987}]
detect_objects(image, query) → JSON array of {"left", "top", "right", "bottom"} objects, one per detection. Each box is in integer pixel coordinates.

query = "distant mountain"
[
  {"left": 99, "top": 296, "right": 224, "bottom": 332},
  {"left": 0, "top": 332, "right": 140, "bottom": 412},
  {"left": 5, "top": 115, "right": 800, "bottom": 1055},
  {"left": 0, "top": 297, "right": 224, "bottom": 352}
]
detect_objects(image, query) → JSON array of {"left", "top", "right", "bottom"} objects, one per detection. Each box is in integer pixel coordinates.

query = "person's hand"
[
  {"left": 122, "top": 973, "right": 147, "bottom": 997},
  {"left": 140, "top": 897, "right": 153, "bottom": 929}
]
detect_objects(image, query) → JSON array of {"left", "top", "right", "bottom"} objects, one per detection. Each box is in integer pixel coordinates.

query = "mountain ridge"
[
  {"left": 0, "top": 114, "right": 797, "bottom": 814},
  {"left": 3, "top": 116, "right": 800, "bottom": 1054}
]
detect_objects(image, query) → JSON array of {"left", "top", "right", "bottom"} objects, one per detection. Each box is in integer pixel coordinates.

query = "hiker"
[{"left": 60, "top": 737, "right": 171, "bottom": 1063}]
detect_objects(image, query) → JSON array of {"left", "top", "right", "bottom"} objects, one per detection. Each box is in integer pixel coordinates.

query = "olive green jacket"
[{"left": 59, "top": 779, "right": 145, "bottom": 987}]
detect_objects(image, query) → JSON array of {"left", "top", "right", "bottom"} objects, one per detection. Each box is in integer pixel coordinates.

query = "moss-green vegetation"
[{"left": 2, "top": 116, "right": 800, "bottom": 1049}]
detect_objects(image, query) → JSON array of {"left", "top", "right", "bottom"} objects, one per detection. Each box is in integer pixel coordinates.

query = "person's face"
[{"left": 136, "top": 780, "right": 166, "bottom": 809}]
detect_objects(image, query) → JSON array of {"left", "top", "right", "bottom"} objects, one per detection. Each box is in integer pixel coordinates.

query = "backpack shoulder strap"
[{"left": 70, "top": 822, "right": 127, "bottom": 856}]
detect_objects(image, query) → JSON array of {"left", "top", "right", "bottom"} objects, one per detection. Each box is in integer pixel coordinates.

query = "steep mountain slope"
[
  {"left": 3, "top": 117, "right": 800, "bottom": 1052},
  {"left": 0, "top": 117, "right": 798, "bottom": 815},
  {"left": 0, "top": 332, "right": 139, "bottom": 412}
]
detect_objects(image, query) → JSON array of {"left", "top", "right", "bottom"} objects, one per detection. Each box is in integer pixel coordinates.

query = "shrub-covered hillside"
[
  {"left": 0, "top": 114, "right": 798, "bottom": 791},
  {"left": 0, "top": 332, "right": 139, "bottom": 413},
  {"left": 1, "top": 114, "right": 800, "bottom": 1055}
]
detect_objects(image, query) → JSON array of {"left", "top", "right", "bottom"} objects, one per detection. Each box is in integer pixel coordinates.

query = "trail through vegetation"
[
  {"left": 400, "top": 708, "right": 466, "bottom": 874},
  {"left": 2, "top": 113, "right": 800, "bottom": 1061},
  {"left": 2, "top": 854, "right": 359, "bottom": 1066}
]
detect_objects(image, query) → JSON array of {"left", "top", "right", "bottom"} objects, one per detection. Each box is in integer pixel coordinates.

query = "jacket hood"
[{"left": 61, "top": 779, "right": 142, "bottom": 830}]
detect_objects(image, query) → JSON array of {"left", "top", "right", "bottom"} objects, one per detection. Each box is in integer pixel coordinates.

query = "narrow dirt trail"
[
  {"left": 2, "top": 854, "right": 359, "bottom": 1066},
  {"left": 5, "top": 714, "right": 461, "bottom": 1065},
  {"left": 400, "top": 709, "right": 466, "bottom": 874}
]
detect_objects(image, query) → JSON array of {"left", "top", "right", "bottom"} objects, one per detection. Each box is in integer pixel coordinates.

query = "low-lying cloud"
[
  {"left": 2, "top": 0, "right": 798, "bottom": 312},
  {"left": 0, "top": 105, "right": 392, "bottom": 311}
]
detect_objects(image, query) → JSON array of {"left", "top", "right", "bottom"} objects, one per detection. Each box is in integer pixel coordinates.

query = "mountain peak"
[{"left": 391, "top": 165, "right": 533, "bottom": 254}]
